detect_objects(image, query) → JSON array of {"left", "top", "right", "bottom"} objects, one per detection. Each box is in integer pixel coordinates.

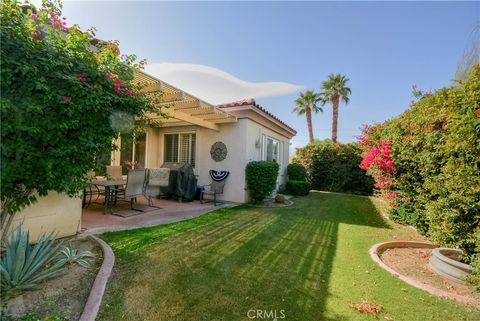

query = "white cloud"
[{"left": 144, "top": 63, "right": 304, "bottom": 105}]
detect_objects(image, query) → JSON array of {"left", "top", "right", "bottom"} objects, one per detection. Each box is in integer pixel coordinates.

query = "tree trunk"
[
  {"left": 332, "top": 96, "right": 339, "bottom": 143},
  {"left": 306, "top": 107, "right": 314, "bottom": 143}
]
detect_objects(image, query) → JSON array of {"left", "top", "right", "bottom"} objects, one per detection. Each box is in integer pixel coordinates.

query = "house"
[
  {"left": 12, "top": 70, "right": 296, "bottom": 241},
  {"left": 111, "top": 71, "right": 297, "bottom": 203}
]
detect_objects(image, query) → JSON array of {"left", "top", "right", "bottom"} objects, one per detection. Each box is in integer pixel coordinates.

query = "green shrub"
[
  {"left": 360, "top": 66, "right": 480, "bottom": 284},
  {"left": 287, "top": 163, "right": 307, "bottom": 181},
  {"left": 293, "top": 141, "right": 374, "bottom": 195},
  {"left": 286, "top": 180, "right": 311, "bottom": 196},
  {"left": 245, "top": 161, "right": 279, "bottom": 203},
  {"left": 389, "top": 204, "right": 429, "bottom": 234}
]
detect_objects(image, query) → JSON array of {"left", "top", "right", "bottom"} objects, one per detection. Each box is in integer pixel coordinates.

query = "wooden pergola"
[{"left": 134, "top": 71, "right": 237, "bottom": 131}]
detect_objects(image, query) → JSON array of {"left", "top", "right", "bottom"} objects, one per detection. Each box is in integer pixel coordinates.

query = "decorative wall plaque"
[{"left": 210, "top": 141, "right": 228, "bottom": 162}]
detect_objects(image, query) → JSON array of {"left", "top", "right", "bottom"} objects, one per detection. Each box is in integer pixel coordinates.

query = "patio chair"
[
  {"left": 144, "top": 168, "right": 170, "bottom": 207},
  {"left": 112, "top": 169, "right": 148, "bottom": 212},
  {"left": 106, "top": 165, "right": 123, "bottom": 180},
  {"left": 200, "top": 170, "right": 229, "bottom": 206},
  {"left": 82, "top": 171, "right": 104, "bottom": 208}
]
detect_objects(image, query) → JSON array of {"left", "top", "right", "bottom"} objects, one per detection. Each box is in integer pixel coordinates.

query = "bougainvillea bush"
[
  {"left": 0, "top": 0, "right": 162, "bottom": 234},
  {"left": 293, "top": 140, "right": 374, "bottom": 195},
  {"left": 359, "top": 67, "right": 480, "bottom": 282}
]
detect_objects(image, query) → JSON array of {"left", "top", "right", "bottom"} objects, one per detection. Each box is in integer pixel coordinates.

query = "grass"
[{"left": 98, "top": 192, "right": 480, "bottom": 321}]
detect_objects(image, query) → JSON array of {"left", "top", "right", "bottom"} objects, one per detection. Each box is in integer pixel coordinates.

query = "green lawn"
[{"left": 98, "top": 192, "right": 479, "bottom": 321}]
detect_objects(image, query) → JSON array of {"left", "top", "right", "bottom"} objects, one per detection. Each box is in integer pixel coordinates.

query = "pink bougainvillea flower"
[
  {"left": 126, "top": 89, "right": 137, "bottom": 96},
  {"left": 50, "top": 11, "right": 56, "bottom": 17},
  {"left": 77, "top": 74, "right": 87, "bottom": 82},
  {"left": 412, "top": 84, "right": 417, "bottom": 90},
  {"left": 63, "top": 97, "right": 72, "bottom": 102},
  {"left": 30, "top": 13, "right": 37, "bottom": 19},
  {"left": 50, "top": 19, "right": 58, "bottom": 28},
  {"left": 32, "top": 31, "right": 39, "bottom": 38},
  {"left": 114, "top": 78, "right": 125, "bottom": 94}
]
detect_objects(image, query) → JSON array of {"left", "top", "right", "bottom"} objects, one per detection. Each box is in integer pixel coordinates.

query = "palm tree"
[
  {"left": 293, "top": 90, "right": 323, "bottom": 143},
  {"left": 320, "top": 74, "right": 351, "bottom": 143}
]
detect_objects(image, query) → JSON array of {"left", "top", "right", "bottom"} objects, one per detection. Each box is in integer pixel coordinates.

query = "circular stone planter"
[
  {"left": 429, "top": 248, "right": 473, "bottom": 284},
  {"left": 369, "top": 241, "right": 477, "bottom": 305}
]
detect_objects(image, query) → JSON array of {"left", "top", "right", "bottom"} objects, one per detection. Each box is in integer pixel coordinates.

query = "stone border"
[
  {"left": 369, "top": 241, "right": 478, "bottom": 305},
  {"left": 79, "top": 235, "right": 115, "bottom": 321},
  {"left": 254, "top": 199, "right": 294, "bottom": 208}
]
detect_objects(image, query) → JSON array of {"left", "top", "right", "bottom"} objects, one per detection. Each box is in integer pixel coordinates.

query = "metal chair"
[
  {"left": 112, "top": 169, "right": 148, "bottom": 212},
  {"left": 200, "top": 170, "right": 229, "bottom": 206},
  {"left": 82, "top": 171, "right": 104, "bottom": 208}
]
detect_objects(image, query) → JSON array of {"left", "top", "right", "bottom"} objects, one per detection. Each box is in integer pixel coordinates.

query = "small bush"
[
  {"left": 245, "top": 161, "right": 279, "bottom": 203},
  {"left": 286, "top": 180, "right": 311, "bottom": 196},
  {"left": 287, "top": 163, "right": 307, "bottom": 181}
]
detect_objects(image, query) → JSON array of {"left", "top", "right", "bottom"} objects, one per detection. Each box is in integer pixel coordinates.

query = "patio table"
[{"left": 91, "top": 179, "right": 126, "bottom": 213}]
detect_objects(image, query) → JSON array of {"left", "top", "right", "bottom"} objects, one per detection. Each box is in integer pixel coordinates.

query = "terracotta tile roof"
[{"left": 217, "top": 98, "right": 296, "bottom": 134}]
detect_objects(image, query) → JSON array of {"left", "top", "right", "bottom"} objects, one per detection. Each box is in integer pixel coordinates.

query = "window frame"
[
  {"left": 163, "top": 131, "right": 196, "bottom": 168},
  {"left": 262, "top": 134, "right": 283, "bottom": 167}
]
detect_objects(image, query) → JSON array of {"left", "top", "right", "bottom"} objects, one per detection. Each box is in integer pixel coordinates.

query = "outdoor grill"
[{"left": 160, "top": 162, "right": 197, "bottom": 201}]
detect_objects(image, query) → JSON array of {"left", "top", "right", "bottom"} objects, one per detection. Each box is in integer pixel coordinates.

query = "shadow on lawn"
[
  {"left": 99, "top": 191, "right": 389, "bottom": 321},
  {"left": 196, "top": 191, "right": 389, "bottom": 321}
]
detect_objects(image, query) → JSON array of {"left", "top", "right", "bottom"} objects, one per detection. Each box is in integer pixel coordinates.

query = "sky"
[{"left": 45, "top": 1, "right": 479, "bottom": 152}]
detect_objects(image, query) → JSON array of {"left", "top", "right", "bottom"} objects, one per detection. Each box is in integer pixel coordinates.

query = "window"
[
  {"left": 120, "top": 132, "right": 146, "bottom": 174},
  {"left": 264, "top": 136, "right": 281, "bottom": 164},
  {"left": 164, "top": 133, "right": 196, "bottom": 167}
]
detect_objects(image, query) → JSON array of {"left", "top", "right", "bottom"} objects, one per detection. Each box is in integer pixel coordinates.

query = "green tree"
[
  {"left": 0, "top": 0, "right": 163, "bottom": 243},
  {"left": 293, "top": 90, "right": 322, "bottom": 143},
  {"left": 320, "top": 74, "right": 351, "bottom": 143}
]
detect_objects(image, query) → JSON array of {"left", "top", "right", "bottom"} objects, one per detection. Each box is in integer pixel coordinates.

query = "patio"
[{"left": 81, "top": 196, "right": 236, "bottom": 235}]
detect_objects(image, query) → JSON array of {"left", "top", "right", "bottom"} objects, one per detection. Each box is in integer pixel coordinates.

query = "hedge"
[
  {"left": 245, "top": 161, "right": 279, "bottom": 203},
  {"left": 286, "top": 180, "right": 311, "bottom": 196},
  {"left": 287, "top": 163, "right": 307, "bottom": 181},
  {"left": 293, "top": 141, "right": 374, "bottom": 195},
  {"left": 359, "top": 66, "right": 480, "bottom": 284}
]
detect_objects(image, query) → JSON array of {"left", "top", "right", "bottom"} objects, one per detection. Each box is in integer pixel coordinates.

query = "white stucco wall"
[
  {"left": 10, "top": 191, "right": 82, "bottom": 243},
  {"left": 144, "top": 117, "right": 291, "bottom": 203}
]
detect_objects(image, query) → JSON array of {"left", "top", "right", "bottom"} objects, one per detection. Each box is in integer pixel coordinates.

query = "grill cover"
[{"left": 160, "top": 162, "right": 197, "bottom": 201}]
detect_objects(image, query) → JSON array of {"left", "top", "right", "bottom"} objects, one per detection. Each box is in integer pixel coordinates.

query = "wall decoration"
[{"left": 210, "top": 141, "right": 228, "bottom": 162}]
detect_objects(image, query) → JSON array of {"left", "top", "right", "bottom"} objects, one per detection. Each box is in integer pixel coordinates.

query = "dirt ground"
[
  {"left": 380, "top": 247, "right": 479, "bottom": 302},
  {"left": 5, "top": 234, "right": 102, "bottom": 320}
]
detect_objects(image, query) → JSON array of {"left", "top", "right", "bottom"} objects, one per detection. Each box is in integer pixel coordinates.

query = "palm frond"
[{"left": 293, "top": 90, "right": 323, "bottom": 115}]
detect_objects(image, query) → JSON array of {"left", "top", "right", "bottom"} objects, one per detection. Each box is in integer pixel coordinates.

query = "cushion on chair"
[
  {"left": 148, "top": 168, "right": 170, "bottom": 187},
  {"left": 125, "top": 169, "right": 147, "bottom": 198}
]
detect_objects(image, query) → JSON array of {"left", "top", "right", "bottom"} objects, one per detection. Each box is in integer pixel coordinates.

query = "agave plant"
[
  {"left": 0, "top": 225, "right": 66, "bottom": 293},
  {"left": 59, "top": 246, "right": 95, "bottom": 268}
]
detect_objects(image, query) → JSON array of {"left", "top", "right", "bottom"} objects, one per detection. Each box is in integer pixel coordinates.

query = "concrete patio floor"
[{"left": 81, "top": 196, "right": 237, "bottom": 234}]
